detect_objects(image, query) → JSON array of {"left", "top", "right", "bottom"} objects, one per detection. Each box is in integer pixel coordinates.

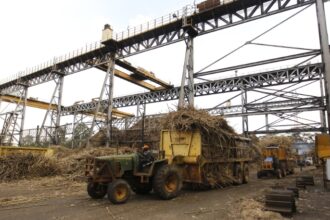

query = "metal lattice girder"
[
  {"left": 0, "top": 85, "right": 28, "bottom": 145},
  {"left": 207, "top": 97, "right": 325, "bottom": 117},
  {"left": 62, "top": 63, "right": 323, "bottom": 112},
  {"left": 109, "top": 96, "right": 325, "bottom": 134},
  {"left": 0, "top": 0, "right": 315, "bottom": 96},
  {"left": 249, "top": 127, "right": 324, "bottom": 134},
  {"left": 110, "top": 0, "right": 315, "bottom": 58}
]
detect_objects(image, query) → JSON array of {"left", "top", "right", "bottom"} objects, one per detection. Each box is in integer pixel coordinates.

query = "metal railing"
[{"left": 0, "top": 3, "right": 201, "bottom": 86}]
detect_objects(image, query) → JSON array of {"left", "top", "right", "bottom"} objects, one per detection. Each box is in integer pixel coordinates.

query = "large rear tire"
[
  {"left": 153, "top": 165, "right": 182, "bottom": 200},
  {"left": 87, "top": 182, "right": 107, "bottom": 199},
  {"left": 107, "top": 179, "right": 131, "bottom": 204}
]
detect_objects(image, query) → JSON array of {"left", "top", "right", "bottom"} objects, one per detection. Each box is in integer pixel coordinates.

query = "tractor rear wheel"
[
  {"left": 107, "top": 179, "right": 131, "bottom": 204},
  {"left": 153, "top": 165, "right": 182, "bottom": 200},
  {"left": 87, "top": 182, "right": 107, "bottom": 199}
]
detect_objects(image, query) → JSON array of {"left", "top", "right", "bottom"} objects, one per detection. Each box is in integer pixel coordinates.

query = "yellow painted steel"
[
  {"left": 160, "top": 130, "right": 202, "bottom": 183},
  {"left": 315, "top": 134, "right": 330, "bottom": 158},
  {"left": 0, "top": 146, "right": 54, "bottom": 157},
  {"left": 95, "top": 64, "right": 161, "bottom": 91},
  {"left": 261, "top": 144, "right": 292, "bottom": 161},
  {"left": 134, "top": 67, "right": 171, "bottom": 88},
  {"left": 0, "top": 95, "right": 132, "bottom": 118},
  {"left": 160, "top": 130, "right": 201, "bottom": 163},
  {"left": 115, "top": 59, "right": 172, "bottom": 89},
  {"left": 0, "top": 95, "right": 57, "bottom": 110},
  {"left": 114, "top": 69, "right": 159, "bottom": 91}
]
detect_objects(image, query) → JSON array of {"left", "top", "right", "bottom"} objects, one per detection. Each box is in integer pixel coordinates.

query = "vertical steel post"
[
  {"left": 241, "top": 89, "right": 248, "bottom": 135},
  {"left": 320, "top": 77, "right": 327, "bottom": 131},
  {"left": 87, "top": 52, "right": 116, "bottom": 147},
  {"left": 106, "top": 53, "right": 116, "bottom": 148},
  {"left": 179, "top": 36, "right": 195, "bottom": 108},
  {"left": 55, "top": 76, "right": 64, "bottom": 144},
  {"left": 265, "top": 112, "right": 270, "bottom": 132},
  {"left": 37, "top": 77, "right": 61, "bottom": 145},
  {"left": 18, "top": 86, "right": 28, "bottom": 146},
  {"left": 316, "top": 0, "right": 330, "bottom": 133}
]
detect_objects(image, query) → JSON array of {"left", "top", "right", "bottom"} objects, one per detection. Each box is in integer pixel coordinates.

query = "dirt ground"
[{"left": 0, "top": 167, "right": 330, "bottom": 220}]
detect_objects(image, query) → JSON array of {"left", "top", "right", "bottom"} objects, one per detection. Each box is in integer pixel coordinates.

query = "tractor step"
[{"left": 265, "top": 189, "right": 296, "bottom": 215}]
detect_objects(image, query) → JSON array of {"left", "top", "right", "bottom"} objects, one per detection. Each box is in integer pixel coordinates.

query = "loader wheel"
[
  {"left": 107, "top": 179, "right": 131, "bottom": 204},
  {"left": 276, "top": 169, "right": 283, "bottom": 179},
  {"left": 153, "top": 165, "right": 182, "bottom": 200},
  {"left": 257, "top": 171, "right": 262, "bottom": 179},
  {"left": 243, "top": 163, "right": 249, "bottom": 184},
  {"left": 234, "top": 164, "right": 243, "bottom": 185},
  {"left": 87, "top": 182, "right": 107, "bottom": 199}
]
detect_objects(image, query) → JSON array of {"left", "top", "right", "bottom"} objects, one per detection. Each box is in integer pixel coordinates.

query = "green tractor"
[{"left": 85, "top": 153, "right": 182, "bottom": 204}]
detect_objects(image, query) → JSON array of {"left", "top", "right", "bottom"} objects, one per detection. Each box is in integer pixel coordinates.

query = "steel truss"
[
  {"left": 36, "top": 74, "right": 64, "bottom": 145},
  {"left": 114, "top": 0, "right": 315, "bottom": 57},
  {"left": 0, "top": 0, "right": 315, "bottom": 96},
  {"left": 0, "top": 84, "right": 28, "bottom": 145},
  {"left": 0, "top": 0, "right": 326, "bottom": 143},
  {"left": 62, "top": 63, "right": 322, "bottom": 113},
  {"left": 87, "top": 53, "right": 116, "bottom": 147}
]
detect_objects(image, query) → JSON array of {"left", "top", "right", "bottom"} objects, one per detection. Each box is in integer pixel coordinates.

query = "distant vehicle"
[
  {"left": 305, "top": 157, "right": 313, "bottom": 166},
  {"left": 257, "top": 144, "right": 296, "bottom": 179}
]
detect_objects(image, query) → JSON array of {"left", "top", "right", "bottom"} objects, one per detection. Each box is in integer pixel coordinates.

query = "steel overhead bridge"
[
  {"left": 109, "top": 96, "right": 325, "bottom": 134},
  {"left": 0, "top": 0, "right": 315, "bottom": 95},
  {"left": 207, "top": 97, "right": 326, "bottom": 117},
  {"left": 61, "top": 63, "right": 323, "bottom": 113}
]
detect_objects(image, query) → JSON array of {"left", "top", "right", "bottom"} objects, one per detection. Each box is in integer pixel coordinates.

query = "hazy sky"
[{"left": 0, "top": 0, "right": 329, "bottom": 132}]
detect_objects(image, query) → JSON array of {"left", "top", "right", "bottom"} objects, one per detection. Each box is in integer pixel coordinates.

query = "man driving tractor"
[{"left": 139, "top": 144, "right": 155, "bottom": 169}]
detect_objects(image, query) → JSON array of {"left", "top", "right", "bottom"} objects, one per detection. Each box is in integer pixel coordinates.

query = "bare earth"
[{"left": 1, "top": 167, "right": 330, "bottom": 220}]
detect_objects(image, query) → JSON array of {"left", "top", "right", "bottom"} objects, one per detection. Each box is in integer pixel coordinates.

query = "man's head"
[{"left": 142, "top": 144, "right": 150, "bottom": 151}]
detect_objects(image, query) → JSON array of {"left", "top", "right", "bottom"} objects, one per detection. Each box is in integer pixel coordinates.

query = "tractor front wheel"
[
  {"left": 107, "top": 179, "right": 131, "bottom": 204},
  {"left": 153, "top": 165, "right": 182, "bottom": 200},
  {"left": 87, "top": 182, "right": 107, "bottom": 199}
]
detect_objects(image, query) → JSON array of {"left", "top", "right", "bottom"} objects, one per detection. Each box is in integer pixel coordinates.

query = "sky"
[{"left": 0, "top": 0, "right": 329, "bottom": 134}]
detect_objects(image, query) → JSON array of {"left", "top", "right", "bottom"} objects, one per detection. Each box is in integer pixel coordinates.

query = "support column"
[
  {"left": 136, "top": 102, "right": 146, "bottom": 117},
  {"left": 320, "top": 77, "right": 327, "bottom": 132},
  {"left": 18, "top": 86, "right": 28, "bottom": 146},
  {"left": 54, "top": 75, "right": 64, "bottom": 144},
  {"left": 316, "top": 0, "right": 330, "bottom": 133},
  {"left": 37, "top": 73, "right": 64, "bottom": 145},
  {"left": 179, "top": 8, "right": 197, "bottom": 108},
  {"left": 179, "top": 36, "right": 195, "bottom": 108},
  {"left": 265, "top": 112, "right": 270, "bottom": 132},
  {"left": 0, "top": 84, "right": 28, "bottom": 146},
  {"left": 241, "top": 89, "right": 249, "bottom": 136},
  {"left": 88, "top": 52, "right": 116, "bottom": 148}
]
